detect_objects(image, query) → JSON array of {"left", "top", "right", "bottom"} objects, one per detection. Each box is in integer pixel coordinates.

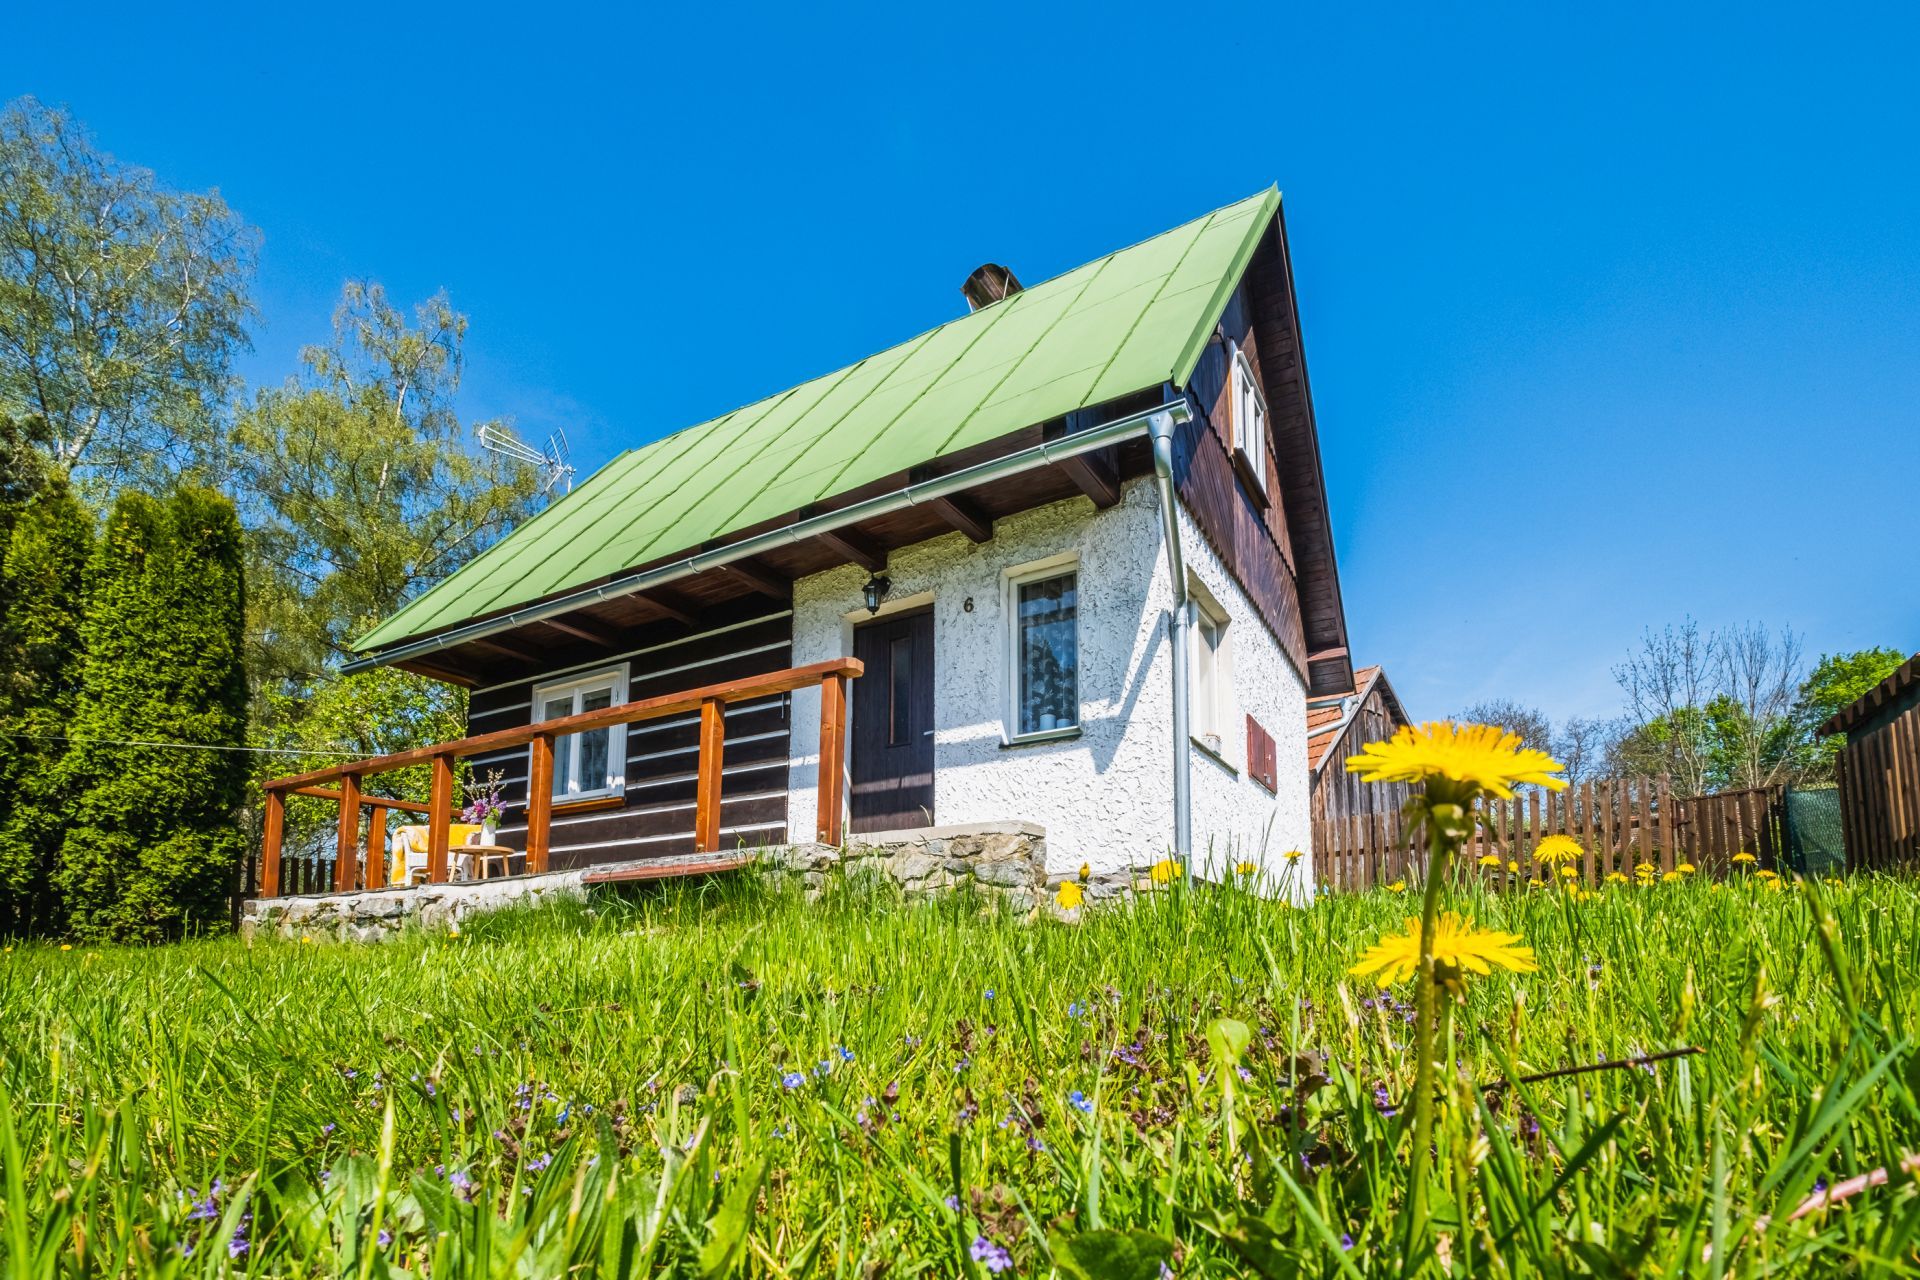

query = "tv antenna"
[{"left": 476, "top": 423, "right": 576, "bottom": 495}]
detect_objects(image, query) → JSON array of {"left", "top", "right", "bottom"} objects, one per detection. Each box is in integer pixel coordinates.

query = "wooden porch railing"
[{"left": 257, "top": 657, "right": 863, "bottom": 897}]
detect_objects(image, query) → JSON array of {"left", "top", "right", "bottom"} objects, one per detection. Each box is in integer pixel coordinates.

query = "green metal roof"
[{"left": 354, "top": 188, "right": 1280, "bottom": 654}]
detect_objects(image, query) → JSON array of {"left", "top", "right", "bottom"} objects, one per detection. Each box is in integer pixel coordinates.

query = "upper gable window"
[{"left": 1230, "top": 344, "right": 1271, "bottom": 504}]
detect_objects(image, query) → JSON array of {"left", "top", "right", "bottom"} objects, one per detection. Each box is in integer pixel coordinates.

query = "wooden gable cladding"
[
  {"left": 1173, "top": 281, "right": 1310, "bottom": 679},
  {"left": 460, "top": 607, "right": 795, "bottom": 868},
  {"left": 1309, "top": 669, "right": 1412, "bottom": 827},
  {"left": 1241, "top": 208, "right": 1353, "bottom": 700},
  {"left": 1246, "top": 715, "right": 1279, "bottom": 794}
]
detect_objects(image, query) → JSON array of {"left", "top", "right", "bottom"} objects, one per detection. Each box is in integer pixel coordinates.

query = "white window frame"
[
  {"left": 1003, "top": 553, "right": 1082, "bottom": 745},
  {"left": 1230, "top": 344, "right": 1270, "bottom": 501},
  {"left": 1187, "top": 578, "right": 1233, "bottom": 762},
  {"left": 530, "top": 664, "right": 630, "bottom": 802}
]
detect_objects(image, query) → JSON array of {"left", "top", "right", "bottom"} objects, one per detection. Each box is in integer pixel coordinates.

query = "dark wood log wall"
[
  {"left": 461, "top": 606, "right": 795, "bottom": 869},
  {"left": 1310, "top": 681, "right": 1412, "bottom": 827},
  {"left": 1174, "top": 281, "right": 1311, "bottom": 680}
]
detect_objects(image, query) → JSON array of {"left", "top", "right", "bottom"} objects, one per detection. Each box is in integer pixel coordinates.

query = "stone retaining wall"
[{"left": 242, "top": 822, "right": 1054, "bottom": 941}]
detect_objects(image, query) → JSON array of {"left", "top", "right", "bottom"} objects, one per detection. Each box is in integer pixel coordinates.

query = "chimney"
[{"left": 960, "top": 263, "right": 1024, "bottom": 312}]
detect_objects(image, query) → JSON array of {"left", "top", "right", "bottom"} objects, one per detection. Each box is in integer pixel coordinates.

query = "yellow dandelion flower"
[
  {"left": 1283, "top": 848, "right": 1305, "bottom": 862},
  {"left": 1506, "top": 860, "right": 1519, "bottom": 874},
  {"left": 1345, "top": 722, "right": 1566, "bottom": 798},
  {"left": 1149, "top": 858, "right": 1181, "bottom": 885},
  {"left": 1079, "top": 862, "right": 1091, "bottom": 881},
  {"left": 1235, "top": 860, "right": 1258, "bottom": 876},
  {"left": 1055, "top": 880, "right": 1085, "bottom": 910},
  {"left": 1533, "top": 834, "right": 1583, "bottom": 865},
  {"left": 1675, "top": 862, "right": 1696, "bottom": 875},
  {"left": 60, "top": 944, "right": 71, "bottom": 951},
  {"left": 1764, "top": 878, "right": 1784, "bottom": 892},
  {"left": 300, "top": 935, "right": 313, "bottom": 944},
  {"left": 1660, "top": 871, "right": 1681, "bottom": 883},
  {"left": 1477, "top": 852, "right": 1501, "bottom": 868},
  {"left": 1387, "top": 880, "right": 1407, "bottom": 893},
  {"left": 1606, "top": 871, "right": 1628, "bottom": 884},
  {"left": 1349, "top": 913, "right": 1538, "bottom": 988},
  {"left": 1559, "top": 865, "right": 1578, "bottom": 879},
  {"left": 1731, "top": 851, "right": 1757, "bottom": 865},
  {"left": 1755, "top": 869, "right": 1779, "bottom": 881}
]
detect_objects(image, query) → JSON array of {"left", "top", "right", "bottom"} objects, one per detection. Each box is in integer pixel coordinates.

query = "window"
[
  {"left": 531, "top": 666, "right": 629, "bottom": 801},
  {"left": 1189, "top": 585, "right": 1231, "bottom": 756},
  {"left": 1006, "top": 562, "right": 1079, "bottom": 741},
  {"left": 1230, "top": 345, "right": 1270, "bottom": 501}
]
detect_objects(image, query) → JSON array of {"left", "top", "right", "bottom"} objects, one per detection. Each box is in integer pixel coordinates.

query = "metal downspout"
[{"left": 1148, "top": 407, "right": 1193, "bottom": 879}]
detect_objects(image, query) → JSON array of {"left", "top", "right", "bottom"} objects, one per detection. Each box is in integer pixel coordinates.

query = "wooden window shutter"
[{"left": 1246, "top": 714, "right": 1278, "bottom": 794}]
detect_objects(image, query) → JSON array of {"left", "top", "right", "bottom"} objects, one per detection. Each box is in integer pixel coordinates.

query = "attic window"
[{"left": 1229, "top": 345, "right": 1271, "bottom": 505}]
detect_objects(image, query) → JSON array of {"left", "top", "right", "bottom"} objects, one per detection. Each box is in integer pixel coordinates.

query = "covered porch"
[{"left": 254, "top": 658, "right": 862, "bottom": 899}]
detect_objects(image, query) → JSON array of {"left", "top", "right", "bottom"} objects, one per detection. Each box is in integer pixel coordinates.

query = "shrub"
[
  {"left": 0, "top": 479, "right": 90, "bottom": 934},
  {"left": 55, "top": 487, "right": 248, "bottom": 941}
]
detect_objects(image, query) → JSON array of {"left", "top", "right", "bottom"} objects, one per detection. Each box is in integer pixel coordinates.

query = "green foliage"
[
  {"left": 1796, "top": 647, "right": 1910, "bottom": 777},
  {"left": 54, "top": 488, "right": 248, "bottom": 941},
  {"left": 0, "top": 97, "right": 257, "bottom": 492},
  {"left": 255, "top": 666, "right": 468, "bottom": 851},
  {"left": 1, "top": 875, "right": 1917, "bottom": 1274},
  {"left": 231, "top": 282, "right": 539, "bottom": 690},
  {"left": 0, "top": 480, "right": 90, "bottom": 933}
]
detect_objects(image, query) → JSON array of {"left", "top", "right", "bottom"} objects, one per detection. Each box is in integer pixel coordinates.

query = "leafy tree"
[
  {"left": 0, "top": 479, "right": 90, "bottom": 933},
  {"left": 231, "top": 282, "right": 538, "bottom": 691},
  {"left": 1452, "top": 699, "right": 1554, "bottom": 755},
  {"left": 1794, "top": 647, "right": 1910, "bottom": 779},
  {"left": 257, "top": 666, "right": 469, "bottom": 859},
  {"left": 55, "top": 488, "right": 247, "bottom": 941},
  {"left": 0, "top": 98, "right": 257, "bottom": 492}
]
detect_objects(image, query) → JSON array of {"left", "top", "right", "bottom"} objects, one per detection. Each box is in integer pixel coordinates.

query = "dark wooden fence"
[
  {"left": 1312, "top": 776, "right": 1786, "bottom": 891},
  {"left": 1826, "top": 655, "right": 1920, "bottom": 871}
]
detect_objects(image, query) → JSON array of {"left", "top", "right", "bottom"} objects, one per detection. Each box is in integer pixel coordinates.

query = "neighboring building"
[
  {"left": 1818, "top": 652, "right": 1920, "bottom": 871},
  {"left": 343, "top": 189, "right": 1356, "bottom": 895},
  {"left": 1307, "top": 665, "right": 1412, "bottom": 830}
]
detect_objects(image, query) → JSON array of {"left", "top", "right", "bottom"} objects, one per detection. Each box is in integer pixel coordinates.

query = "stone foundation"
[
  {"left": 242, "top": 823, "right": 1055, "bottom": 942},
  {"left": 768, "top": 821, "right": 1048, "bottom": 911}
]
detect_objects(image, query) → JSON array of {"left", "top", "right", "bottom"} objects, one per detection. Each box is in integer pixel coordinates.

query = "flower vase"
[{"left": 482, "top": 820, "right": 498, "bottom": 845}]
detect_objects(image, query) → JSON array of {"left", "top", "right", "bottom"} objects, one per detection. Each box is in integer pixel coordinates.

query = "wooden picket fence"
[{"left": 1312, "top": 776, "right": 1785, "bottom": 892}]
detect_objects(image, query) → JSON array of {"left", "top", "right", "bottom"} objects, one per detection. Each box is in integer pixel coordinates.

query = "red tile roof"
[{"left": 1307, "top": 665, "right": 1383, "bottom": 770}]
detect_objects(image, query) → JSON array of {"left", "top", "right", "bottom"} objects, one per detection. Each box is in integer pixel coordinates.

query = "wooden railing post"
[
  {"left": 335, "top": 772, "right": 362, "bottom": 893},
  {"left": 816, "top": 674, "right": 847, "bottom": 845},
  {"left": 366, "top": 802, "right": 389, "bottom": 889},
  {"left": 695, "top": 697, "right": 725, "bottom": 853},
  {"left": 527, "top": 733, "right": 554, "bottom": 874},
  {"left": 261, "top": 788, "right": 286, "bottom": 897},
  {"left": 427, "top": 753, "right": 455, "bottom": 883}
]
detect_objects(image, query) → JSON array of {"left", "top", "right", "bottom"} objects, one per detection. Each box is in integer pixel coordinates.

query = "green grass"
[{"left": 3, "top": 870, "right": 1919, "bottom": 1276}]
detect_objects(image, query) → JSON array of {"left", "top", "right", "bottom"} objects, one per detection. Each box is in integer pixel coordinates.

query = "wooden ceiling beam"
[
  {"left": 470, "top": 635, "right": 544, "bottom": 665},
  {"left": 546, "top": 615, "right": 623, "bottom": 648},
  {"left": 394, "top": 657, "right": 476, "bottom": 688},
  {"left": 716, "top": 557, "right": 790, "bottom": 600},
  {"left": 1057, "top": 450, "right": 1122, "bottom": 510},
  {"left": 634, "top": 588, "right": 700, "bottom": 627},
  {"left": 926, "top": 494, "right": 992, "bottom": 544},
  {"left": 814, "top": 526, "right": 887, "bottom": 573}
]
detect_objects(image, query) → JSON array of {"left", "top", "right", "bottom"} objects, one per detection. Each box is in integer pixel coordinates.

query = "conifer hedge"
[
  {"left": 0, "top": 481, "right": 92, "bottom": 934},
  {"left": 54, "top": 488, "right": 249, "bottom": 942}
]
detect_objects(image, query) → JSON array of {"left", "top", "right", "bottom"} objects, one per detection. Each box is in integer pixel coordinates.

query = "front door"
[{"left": 850, "top": 608, "right": 935, "bottom": 833}]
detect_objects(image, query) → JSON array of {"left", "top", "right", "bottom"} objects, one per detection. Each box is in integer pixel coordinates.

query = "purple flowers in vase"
[{"left": 462, "top": 768, "right": 508, "bottom": 841}]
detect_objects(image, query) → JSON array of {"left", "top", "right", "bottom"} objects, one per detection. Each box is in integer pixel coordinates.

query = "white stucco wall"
[{"left": 785, "top": 479, "right": 1311, "bottom": 898}]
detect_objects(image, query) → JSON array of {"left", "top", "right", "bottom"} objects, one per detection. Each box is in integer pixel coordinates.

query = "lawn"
[{"left": 3, "top": 870, "right": 1918, "bottom": 1276}]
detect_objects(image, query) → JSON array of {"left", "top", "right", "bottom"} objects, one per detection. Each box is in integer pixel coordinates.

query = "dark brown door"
[{"left": 851, "top": 608, "right": 934, "bottom": 833}]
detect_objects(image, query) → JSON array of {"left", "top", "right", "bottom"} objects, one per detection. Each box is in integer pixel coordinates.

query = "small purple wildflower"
[
  {"left": 1341, "top": 1232, "right": 1354, "bottom": 1251},
  {"left": 781, "top": 1072, "right": 805, "bottom": 1090},
  {"left": 1068, "top": 1090, "right": 1093, "bottom": 1114},
  {"left": 944, "top": 1194, "right": 960, "bottom": 1211},
  {"left": 983, "top": 988, "right": 996, "bottom": 1001},
  {"left": 378, "top": 1228, "right": 393, "bottom": 1248},
  {"left": 970, "top": 1236, "right": 1013, "bottom": 1272},
  {"left": 836, "top": 1045, "right": 855, "bottom": 1062}
]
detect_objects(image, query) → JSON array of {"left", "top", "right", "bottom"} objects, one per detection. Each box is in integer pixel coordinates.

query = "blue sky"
[{"left": 7, "top": 1, "right": 1916, "bottom": 723}]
